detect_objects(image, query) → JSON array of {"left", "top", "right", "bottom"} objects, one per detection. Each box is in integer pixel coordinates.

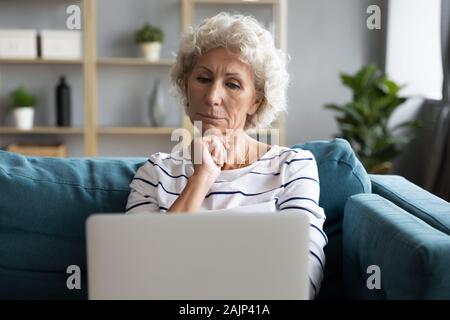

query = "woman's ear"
[{"left": 248, "top": 93, "right": 264, "bottom": 116}]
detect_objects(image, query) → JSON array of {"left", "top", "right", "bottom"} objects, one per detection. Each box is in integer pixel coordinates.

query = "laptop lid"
[{"left": 86, "top": 212, "right": 309, "bottom": 300}]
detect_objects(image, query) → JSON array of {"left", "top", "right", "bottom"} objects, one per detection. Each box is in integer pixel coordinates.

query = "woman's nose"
[{"left": 205, "top": 81, "right": 223, "bottom": 106}]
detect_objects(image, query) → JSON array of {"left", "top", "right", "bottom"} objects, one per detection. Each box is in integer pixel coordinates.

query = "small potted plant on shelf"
[
  {"left": 10, "top": 86, "right": 37, "bottom": 130},
  {"left": 135, "top": 23, "right": 164, "bottom": 61}
]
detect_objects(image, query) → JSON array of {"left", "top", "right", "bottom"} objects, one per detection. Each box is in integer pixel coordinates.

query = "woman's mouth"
[{"left": 198, "top": 113, "right": 224, "bottom": 120}]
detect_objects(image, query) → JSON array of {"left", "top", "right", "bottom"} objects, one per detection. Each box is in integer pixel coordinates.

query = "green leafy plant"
[
  {"left": 325, "top": 64, "right": 421, "bottom": 173},
  {"left": 134, "top": 23, "right": 164, "bottom": 43},
  {"left": 10, "top": 86, "right": 37, "bottom": 108}
]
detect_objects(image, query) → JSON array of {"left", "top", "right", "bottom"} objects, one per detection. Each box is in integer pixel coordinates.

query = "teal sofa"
[{"left": 1, "top": 139, "right": 449, "bottom": 299}]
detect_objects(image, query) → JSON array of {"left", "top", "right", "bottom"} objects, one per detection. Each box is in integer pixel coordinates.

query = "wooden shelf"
[
  {"left": 97, "top": 127, "right": 177, "bottom": 135},
  {"left": 0, "top": 58, "right": 82, "bottom": 65},
  {"left": 0, "top": 127, "right": 84, "bottom": 134},
  {"left": 97, "top": 58, "right": 175, "bottom": 66}
]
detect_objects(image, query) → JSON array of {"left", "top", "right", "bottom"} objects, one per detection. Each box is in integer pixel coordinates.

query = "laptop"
[{"left": 86, "top": 211, "right": 310, "bottom": 300}]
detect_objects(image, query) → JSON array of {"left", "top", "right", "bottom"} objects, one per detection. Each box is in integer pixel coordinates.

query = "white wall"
[{"left": 285, "top": 0, "right": 386, "bottom": 145}]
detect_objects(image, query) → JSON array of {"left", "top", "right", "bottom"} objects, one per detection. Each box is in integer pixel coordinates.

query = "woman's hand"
[
  {"left": 191, "top": 135, "right": 229, "bottom": 184},
  {"left": 168, "top": 135, "right": 228, "bottom": 214}
]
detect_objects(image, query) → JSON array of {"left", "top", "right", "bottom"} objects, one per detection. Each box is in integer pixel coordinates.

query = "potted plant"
[
  {"left": 135, "top": 23, "right": 164, "bottom": 61},
  {"left": 10, "top": 86, "right": 37, "bottom": 130},
  {"left": 325, "top": 64, "right": 421, "bottom": 174}
]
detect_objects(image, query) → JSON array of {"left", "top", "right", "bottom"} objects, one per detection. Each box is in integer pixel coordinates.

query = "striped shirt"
[{"left": 126, "top": 145, "right": 327, "bottom": 299}]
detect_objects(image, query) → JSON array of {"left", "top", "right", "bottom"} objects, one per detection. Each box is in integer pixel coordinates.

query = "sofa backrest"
[
  {"left": 0, "top": 151, "right": 146, "bottom": 299},
  {"left": 0, "top": 138, "right": 370, "bottom": 299},
  {"left": 291, "top": 139, "right": 371, "bottom": 299}
]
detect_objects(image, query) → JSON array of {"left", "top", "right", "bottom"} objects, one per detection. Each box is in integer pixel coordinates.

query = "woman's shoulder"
[
  {"left": 249, "top": 145, "right": 315, "bottom": 177},
  {"left": 149, "top": 151, "right": 184, "bottom": 163},
  {"left": 262, "top": 145, "right": 315, "bottom": 162},
  {"left": 262, "top": 146, "right": 318, "bottom": 179},
  {"left": 143, "top": 150, "right": 192, "bottom": 178}
]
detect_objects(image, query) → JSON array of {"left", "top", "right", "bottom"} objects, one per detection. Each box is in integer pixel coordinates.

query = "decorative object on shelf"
[
  {"left": 55, "top": 76, "right": 72, "bottom": 127},
  {"left": 0, "top": 29, "right": 37, "bottom": 59},
  {"left": 325, "top": 64, "right": 421, "bottom": 174},
  {"left": 10, "top": 86, "right": 37, "bottom": 130},
  {"left": 135, "top": 23, "right": 164, "bottom": 61},
  {"left": 148, "top": 78, "right": 166, "bottom": 127},
  {"left": 40, "top": 30, "right": 81, "bottom": 60},
  {"left": 7, "top": 143, "right": 67, "bottom": 157}
]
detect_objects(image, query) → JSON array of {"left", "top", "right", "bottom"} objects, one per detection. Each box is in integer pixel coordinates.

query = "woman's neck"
[{"left": 221, "top": 133, "right": 270, "bottom": 171}]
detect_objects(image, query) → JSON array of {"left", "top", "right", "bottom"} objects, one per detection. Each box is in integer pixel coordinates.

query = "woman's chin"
[
  {"left": 204, "top": 125, "right": 227, "bottom": 136},
  {"left": 194, "top": 122, "right": 226, "bottom": 135}
]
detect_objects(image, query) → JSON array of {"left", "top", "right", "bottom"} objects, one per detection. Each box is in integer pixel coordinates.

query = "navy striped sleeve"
[
  {"left": 126, "top": 155, "right": 162, "bottom": 214},
  {"left": 276, "top": 149, "right": 327, "bottom": 299}
]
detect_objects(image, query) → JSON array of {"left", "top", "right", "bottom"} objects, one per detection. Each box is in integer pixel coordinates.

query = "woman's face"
[{"left": 186, "top": 47, "right": 261, "bottom": 135}]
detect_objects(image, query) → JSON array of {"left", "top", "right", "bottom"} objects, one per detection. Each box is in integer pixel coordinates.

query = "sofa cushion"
[
  {"left": 344, "top": 193, "right": 450, "bottom": 299},
  {"left": 0, "top": 150, "right": 146, "bottom": 299},
  {"left": 370, "top": 174, "right": 450, "bottom": 235},
  {"left": 291, "top": 139, "right": 371, "bottom": 299}
]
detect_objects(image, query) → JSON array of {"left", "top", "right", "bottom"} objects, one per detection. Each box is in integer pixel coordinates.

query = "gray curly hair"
[{"left": 170, "top": 12, "right": 290, "bottom": 130}]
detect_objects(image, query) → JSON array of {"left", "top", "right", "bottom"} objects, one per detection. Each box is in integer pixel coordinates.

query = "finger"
[
  {"left": 220, "top": 146, "right": 227, "bottom": 165},
  {"left": 217, "top": 135, "right": 228, "bottom": 150},
  {"left": 215, "top": 145, "right": 225, "bottom": 167},
  {"left": 212, "top": 142, "right": 220, "bottom": 159},
  {"left": 207, "top": 145, "right": 216, "bottom": 164},
  {"left": 205, "top": 134, "right": 216, "bottom": 144},
  {"left": 208, "top": 134, "right": 228, "bottom": 150},
  {"left": 205, "top": 136, "right": 215, "bottom": 153},
  {"left": 192, "top": 138, "right": 204, "bottom": 165},
  {"left": 206, "top": 135, "right": 226, "bottom": 165},
  {"left": 222, "top": 144, "right": 228, "bottom": 163},
  {"left": 216, "top": 135, "right": 229, "bottom": 149},
  {"left": 202, "top": 142, "right": 210, "bottom": 164},
  {"left": 212, "top": 137, "right": 222, "bottom": 157},
  {"left": 220, "top": 141, "right": 228, "bottom": 165},
  {"left": 202, "top": 143, "right": 215, "bottom": 164}
]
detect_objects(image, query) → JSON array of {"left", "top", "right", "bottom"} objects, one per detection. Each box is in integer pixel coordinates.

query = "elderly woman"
[{"left": 126, "top": 13, "right": 327, "bottom": 299}]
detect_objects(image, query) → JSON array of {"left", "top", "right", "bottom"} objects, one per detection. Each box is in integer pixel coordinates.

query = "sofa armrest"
[
  {"left": 343, "top": 193, "right": 450, "bottom": 299},
  {"left": 370, "top": 174, "right": 450, "bottom": 235}
]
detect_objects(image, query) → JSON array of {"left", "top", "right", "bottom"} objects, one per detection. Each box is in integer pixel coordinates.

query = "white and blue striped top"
[{"left": 126, "top": 145, "right": 327, "bottom": 299}]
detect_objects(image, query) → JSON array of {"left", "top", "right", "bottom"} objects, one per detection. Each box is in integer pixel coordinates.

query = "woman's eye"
[
  {"left": 197, "top": 77, "right": 210, "bottom": 83},
  {"left": 227, "top": 83, "right": 240, "bottom": 90}
]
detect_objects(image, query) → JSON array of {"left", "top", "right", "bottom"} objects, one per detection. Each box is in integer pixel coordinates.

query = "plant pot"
[
  {"left": 368, "top": 161, "right": 393, "bottom": 174},
  {"left": 13, "top": 107, "right": 35, "bottom": 130},
  {"left": 139, "top": 42, "right": 161, "bottom": 61}
]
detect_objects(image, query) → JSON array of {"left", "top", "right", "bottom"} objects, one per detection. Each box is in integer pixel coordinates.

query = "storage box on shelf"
[
  {"left": 0, "top": 29, "right": 37, "bottom": 59},
  {"left": 40, "top": 30, "right": 82, "bottom": 60}
]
